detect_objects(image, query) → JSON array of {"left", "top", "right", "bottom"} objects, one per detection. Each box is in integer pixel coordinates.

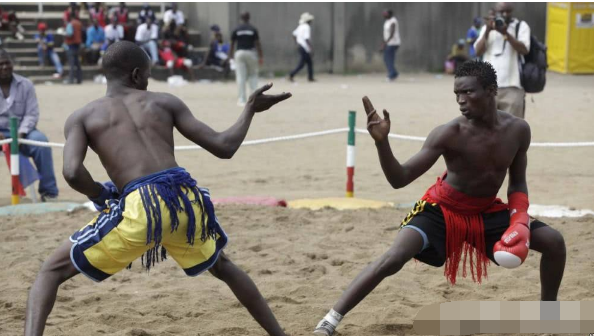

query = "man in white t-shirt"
[
  {"left": 474, "top": 2, "right": 530, "bottom": 118},
  {"left": 135, "top": 17, "right": 159, "bottom": 65},
  {"left": 289, "top": 12, "right": 315, "bottom": 82},
  {"left": 381, "top": 9, "right": 401, "bottom": 81},
  {"left": 163, "top": 3, "right": 185, "bottom": 26}
]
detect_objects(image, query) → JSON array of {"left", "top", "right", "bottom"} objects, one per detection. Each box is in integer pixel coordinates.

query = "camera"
[{"left": 494, "top": 15, "right": 506, "bottom": 28}]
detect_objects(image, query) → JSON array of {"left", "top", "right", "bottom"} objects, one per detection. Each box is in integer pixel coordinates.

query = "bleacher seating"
[{"left": 0, "top": 2, "right": 224, "bottom": 83}]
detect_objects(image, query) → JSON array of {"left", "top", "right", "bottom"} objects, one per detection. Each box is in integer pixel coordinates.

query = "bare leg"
[
  {"left": 25, "top": 240, "right": 80, "bottom": 336},
  {"left": 209, "top": 252, "right": 286, "bottom": 336},
  {"left": 332, "top": 228, "right": 424, "bottom": 315},
  {"left": 529, "top": 225, "right": 566, "bottom": 301}
]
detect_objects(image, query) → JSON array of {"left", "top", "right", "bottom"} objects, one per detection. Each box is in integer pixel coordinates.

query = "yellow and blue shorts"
[{"left": 69, "top": 187, "right": 228, "bottom": 282}]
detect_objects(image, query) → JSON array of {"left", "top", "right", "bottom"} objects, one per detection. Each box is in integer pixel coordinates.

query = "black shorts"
[{"left": 400, "top": 200, "right": 547, "bottom": 267}]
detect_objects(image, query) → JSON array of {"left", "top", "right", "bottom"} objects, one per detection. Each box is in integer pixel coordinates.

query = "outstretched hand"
[
  {"left": 246, "top": 83, "right": 292, "bottom": 113},
  {"left": 363, "top": 96, "right": 391, "bottom": 142}
]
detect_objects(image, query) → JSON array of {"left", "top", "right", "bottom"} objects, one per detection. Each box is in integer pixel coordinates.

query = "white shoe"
[{"left": 313, "top": 319, "right": 336, "bottom": 335}]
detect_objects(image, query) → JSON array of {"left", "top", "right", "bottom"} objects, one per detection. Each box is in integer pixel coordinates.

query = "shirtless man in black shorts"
[
  {"left": 314, "top": 60, "right": 566, "bottom": 335},
  {"left": 24, "top": 41, "right": 291, "bottom": 336}
]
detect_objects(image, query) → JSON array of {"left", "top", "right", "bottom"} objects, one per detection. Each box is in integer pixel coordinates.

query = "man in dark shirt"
[{"left": 230, "top": 12, "right": 263, "bottom": 106}]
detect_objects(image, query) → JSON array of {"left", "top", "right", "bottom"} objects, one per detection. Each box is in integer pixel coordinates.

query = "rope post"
[
  {"left": 346, "top": 111, "right": 356, "bottom": 198},
  {"left": 10, "top": 117, "right": 20, "bottom": 205}
]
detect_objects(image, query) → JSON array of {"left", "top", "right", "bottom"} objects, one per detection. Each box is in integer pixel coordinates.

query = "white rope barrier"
[
  {"left": 1, "top": 127, "right": 593, "bottom": 150},
  {"left": 355, "top": 128, "right": 594, "bottom": 147}
]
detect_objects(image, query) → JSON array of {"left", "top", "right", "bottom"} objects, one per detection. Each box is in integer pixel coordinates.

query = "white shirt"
[
  {"left": 105, "top": 24, "right": 124, "bottom": 42},
  {"left": 293, "top": 23, "right": 311, "bottom": 53},
  {"left": 474, "top": 19, "right": 530, "bottom": 89},
  {"left": 163, "top": 9, "right": 185, "bottom": 26},
  {"left": 383, "top": 16, "right": 401, "bottom": 46},
  {"left": 135, "top": 23, "right": 158, "bottom": 43}
]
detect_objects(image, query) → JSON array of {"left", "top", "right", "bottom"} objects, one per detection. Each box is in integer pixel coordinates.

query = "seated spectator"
[
  {"left": 198, "top": 25, "right": 230, "bottom": 75},
  {"left": 137, "top": 3, "right": 156, "bottom": 25},
  {"left": 103, "top": 15, "right": 124, "bottom": 51},
  {"left": 135, "top": 16, "right": 159, "bottom": 65},
  {"left": 445, "top": 39, "right": 469, "bottom": 74},
  {"left": 35, "top": 23, "right": 63, "bottom": 78},
  {"left": 88, "top": 2, "right": 107, "bottom": 28},
  {"left": 163, "top": 3, "right": 189, "bottom": 45},
  {"left": 63, "top": 3, "right": 80, "bottom": 27},
  {"left": 0, "top": 6, "right": 25, "bottom": 40},
  {"left": 0, "top": 49, "right": 59, "bottom": 201},
  {"left": 159, "top": 40, "right": 195, "bottom": 81},
  {"left": 109, "top": 2, "right": 132, "bottom": 41},
  {"left": 85, "top": 18, "right": 105, "bottom": 65},
  {"left": 162, "top": 21, "right": 189, "bottom": 57}
]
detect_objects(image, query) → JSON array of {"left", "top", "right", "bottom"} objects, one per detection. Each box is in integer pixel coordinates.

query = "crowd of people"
[{"left": 28, "top": 2, "right": 219, "bottom": 83}]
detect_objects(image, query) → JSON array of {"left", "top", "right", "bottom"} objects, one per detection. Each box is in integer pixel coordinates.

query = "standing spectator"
[
  {"left": 135, "top": 16, "right": 159, "bottom": 65},
  {"left": 381, "top": 9, "right": 401, "bottom": 81},
  {"left": 0, "top": 49, "right": 59, "bottom": 201},
  {"left": 63, "top": 3, "right": 80, "bottom": 27},
  {"left": 109, "top": 2, "right": 129, "bottom": 25},
  {"left": 85, "top": 18, "right": 105, "bottom": 65},
  {"left": 0, "top": 7, "right": 25, "bottom": 40},
  {"left": 35, "top": 23, "right": 63, "bottom": 78},
  {"left": 137, "top": 3, "right": 156, "bottom": 25},
  {"left": 65, "top": 12, "right": 83, "bottom": 84},
  {"left": 104, "top": 15, "right": 124, "bottom": 50},
  {"left": 229, "top": 12, "right": 263, "bottom": 106},
  {"left": 289, "top": 12, "right": 315, "bottom": 82},
  {"left": 475, "top": 2, "right": 530, "bottom": 119},
  {"left": 198, "top": 25, "right": 230, "bottom": 75},
  {"left": 159, "top": 40, "right": 195, "bottom": 81},
  {"left": 467, "top": 17, "right": 482, "bottom": 59},
  {"left": 163, "top": 3, "right": 189, "bottom": 48},
  {"left": 88, "top": 2, "right": 107, "bottom": 28}
]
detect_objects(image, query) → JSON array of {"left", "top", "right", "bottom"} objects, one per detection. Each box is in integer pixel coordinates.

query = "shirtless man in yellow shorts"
[{"left": 24, "top": 41, "right": 291, "bottom": 336}]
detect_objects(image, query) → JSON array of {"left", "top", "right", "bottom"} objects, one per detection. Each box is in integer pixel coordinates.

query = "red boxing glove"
[{"left": 494, "top": 192, "right": 530, "bottom": 269}]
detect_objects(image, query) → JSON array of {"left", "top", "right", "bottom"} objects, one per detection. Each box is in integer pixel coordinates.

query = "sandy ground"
[{"left": 0, "top": 72, "right": 593, "bottom": 335}]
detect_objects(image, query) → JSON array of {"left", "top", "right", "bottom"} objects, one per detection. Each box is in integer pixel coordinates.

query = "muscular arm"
[
  {"left": 62, "top": 111, "right": 102, "bottom": 198},
  {"left": 377, "top": 124, "right": 451, "bottom": 189},
  {"left": 507, "top": 120, "right": 531, "bottom": 196},
  {"left": 475, "top": 26, "right": 490, "bottom": 57},
  {"left": 168, "top": 94, "right": 255, "bottom": 159}
]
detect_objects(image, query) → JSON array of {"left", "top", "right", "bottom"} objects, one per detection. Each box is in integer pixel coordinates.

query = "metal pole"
[
  {"left": 346, "top": 111, "right": 356, "bottom": 198},
  {"left": 10, "top": 117, "right": 20, "bottom": 205}
]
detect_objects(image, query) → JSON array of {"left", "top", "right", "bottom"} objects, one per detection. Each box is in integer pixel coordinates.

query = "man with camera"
[{"left": 474, "top": 2, "right": 530, "bottom": 119}]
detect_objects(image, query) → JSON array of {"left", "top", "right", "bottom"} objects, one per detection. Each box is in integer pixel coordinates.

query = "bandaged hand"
[{"left": 89, "top": 181, "right": 120, "bottom": 212}]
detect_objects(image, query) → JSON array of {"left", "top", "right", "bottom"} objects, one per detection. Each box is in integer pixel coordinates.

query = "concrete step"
[
  {"left": 3, "top": 39, "right": 40, "bottom": 49},
  {"left": 1, "top": 2, "right": 164, "bottom": 14},
  {"left": 4, "top": 47, "right": 65, "bottom": 58}
]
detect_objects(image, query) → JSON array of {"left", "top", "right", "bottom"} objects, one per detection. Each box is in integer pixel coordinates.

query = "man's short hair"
[
  {"left": 101, "top": 41, "right": 149, "bottom": 80},
  {"left": 0, "top": 48, "right": 11, "bottom": 61},
  {"left": 385, "top": 9, "right": 393, "bottom": 16},
  {"left": 455, "top": 60, "right": 498, "bottom": 90}
]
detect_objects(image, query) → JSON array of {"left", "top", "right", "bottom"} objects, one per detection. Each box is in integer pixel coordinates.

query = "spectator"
[
  {"left": 229, "top": 12, "right": 263, "bottom": 106},
  {"left": 163, "top": 3, "right": 185, "bottom": 26},
  {"left": 198, "top": 25, "right": 230, "bottom": 75},
  {"left": 467, "top": 17, "right": 482, "bottom": 59},
  {"left": 109, "top": 2, "right": 129, "bottom": 25},
  {"left": 475, "top": 2, "right": 530, "bottom": 119},
  {"left": 85, "top": 18, "right": 105, "bottom": 65},
  {"left": 88, "top": 2, "right": 107, "bottom": 28},
  {"left": 104, "top": 15, "right": 124, "bottom": 50},
  {"left": 137, "top": 3, "right": 156, "bottom": 25},
  {"left": 159, "top": 40, "right": 195, "bottom": 81},
  {"left": 162, "top": 21, "right": 188, "bottom": 57},
  {"left": 35, "top": 23, "right": 63, "bottom": 78},
  {"left": 445, "top": 39, "right": 469, "bottom": 74},
  {"left": 289, "top": 12, "right": 315, "bottom": 82},
  {"left": 63, "top": 3, "right": 80, "bottom": 27},
  {"left": 381, "top": 9, "right": 401, "bottom": 81},
  {"left": 135, "top": 16, "right": 159, "bottom": 65},
  {"left": 65, "top": 12, "right": 83, "bottom": 84},
  {"left": 0, "top": 49, "right": 59, "bottom": 201},
  {"left": 0, "top": 7, "right": 25, "bottom": 40}
]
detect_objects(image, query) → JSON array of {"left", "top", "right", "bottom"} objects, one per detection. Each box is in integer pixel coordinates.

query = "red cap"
[{"left": 37, "top": 22, "right": 47, "bottom": 31}]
